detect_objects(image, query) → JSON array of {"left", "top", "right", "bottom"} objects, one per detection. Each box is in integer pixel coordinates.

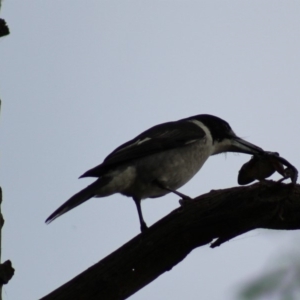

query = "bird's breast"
[{"left": 123, "top": 140, "right": 213, "bottom": 199}]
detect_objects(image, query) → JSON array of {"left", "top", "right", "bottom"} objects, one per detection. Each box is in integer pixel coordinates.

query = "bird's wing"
[{"left": 80, "top": 120, "right": 206, "bottom": 178}]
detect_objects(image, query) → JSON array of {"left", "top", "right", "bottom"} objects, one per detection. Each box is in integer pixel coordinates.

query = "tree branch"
[
  {"left": 0, "top": 19, "right": 9, "bottom": 38},
  {"left": 40, "top": 181, "right": 300, "bottom": 300}
]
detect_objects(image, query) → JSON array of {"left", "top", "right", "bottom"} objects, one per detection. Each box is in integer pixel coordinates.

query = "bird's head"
[{"left": 192, "top": 114, "right": 265, "bottom": 156}]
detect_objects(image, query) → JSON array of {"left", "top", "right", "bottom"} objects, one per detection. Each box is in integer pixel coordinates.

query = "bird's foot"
[
  {"left": 179, "top": 195, "right": 193, "bottom": 206},
  {"left": 140, "top": 222, "right": 148, "bottom": 233}
]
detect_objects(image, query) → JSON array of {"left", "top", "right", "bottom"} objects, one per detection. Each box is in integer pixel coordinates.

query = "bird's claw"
[{"left": 179, "top": 196, "right": 193, "bottom": 206}]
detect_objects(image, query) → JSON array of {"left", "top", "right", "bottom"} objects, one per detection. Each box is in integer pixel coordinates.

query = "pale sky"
[{"left": 1, "top": 1, "right": 300, "bottom": 299}]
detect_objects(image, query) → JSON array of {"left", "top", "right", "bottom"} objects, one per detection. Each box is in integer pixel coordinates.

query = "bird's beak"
[{"left": 229, "top": 137, "right": 264, "bottom": 155}]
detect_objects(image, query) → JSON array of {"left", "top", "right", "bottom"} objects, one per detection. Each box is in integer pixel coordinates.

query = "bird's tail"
[{"left": 45, "top": 178, "right": 108, "bottom": 224}]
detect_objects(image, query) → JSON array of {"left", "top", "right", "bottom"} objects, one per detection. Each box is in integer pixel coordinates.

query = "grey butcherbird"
[{"left": 46, "top": 114, "right": 265, "bottom": 232}]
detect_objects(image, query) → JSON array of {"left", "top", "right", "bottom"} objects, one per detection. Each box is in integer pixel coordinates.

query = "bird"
[{"left": 46, "top": 114, "right": 265, "bottom": 232}]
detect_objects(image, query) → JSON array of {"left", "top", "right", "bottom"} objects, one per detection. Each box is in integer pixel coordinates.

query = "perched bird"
[{"left": 46, "top": 114, "right": 264, "bottom": 232}]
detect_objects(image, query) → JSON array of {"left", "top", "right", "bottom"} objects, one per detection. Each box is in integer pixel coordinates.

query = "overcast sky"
[{"left": 1, "top": 1, "right": 300, "bottom": 299}]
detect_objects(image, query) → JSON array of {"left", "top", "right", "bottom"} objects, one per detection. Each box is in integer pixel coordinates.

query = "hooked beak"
[{"left": 229, "top": 136, "right": 265, "bottom": 155}]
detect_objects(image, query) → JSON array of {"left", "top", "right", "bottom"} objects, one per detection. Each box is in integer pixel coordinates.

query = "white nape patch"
[
  {"left": 188, "top": 119, "right": 213, "bottom": 145},
  {"left": 188, "top": 119, "right": 235, "bottom": 155}
]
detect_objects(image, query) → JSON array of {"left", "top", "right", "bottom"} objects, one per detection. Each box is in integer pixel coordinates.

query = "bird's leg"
[
  {"left": 132, "top": 197, "right": 148, "bottom": 233},
  {"left": 153, "top": 180, "right": 192, "bottom": 206},
  {"left": 163, "top": 187, "right": 192, "bottom": 200},
  {"left": 154, "top": 180, "right": 191, "bottom": 199}
]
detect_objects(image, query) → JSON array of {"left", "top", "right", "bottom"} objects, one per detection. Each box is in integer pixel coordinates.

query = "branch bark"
[{"left": 40, "top": 181, "right": 300, "bottom": 300}]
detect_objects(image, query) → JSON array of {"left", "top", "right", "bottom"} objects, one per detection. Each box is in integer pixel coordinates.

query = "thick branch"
[{"left": 40, "top": 182, "right": 300, "bottom": 300}]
